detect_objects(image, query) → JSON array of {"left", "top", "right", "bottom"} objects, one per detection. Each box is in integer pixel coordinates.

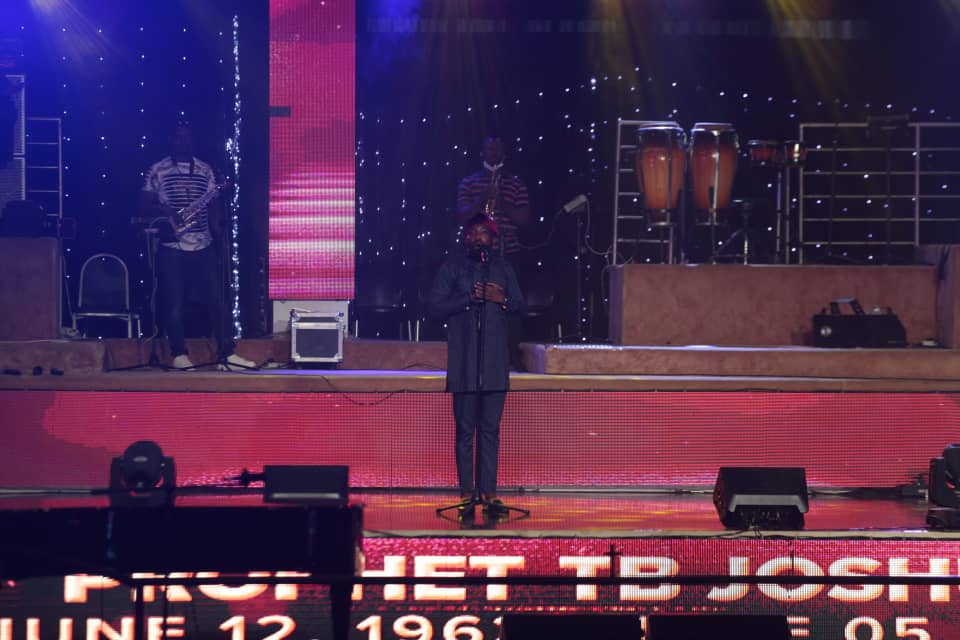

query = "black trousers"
[
  {"left": 452, "top": 391, "right": 506, "bottom": 497},
  {"left": 157, "top": 245, "right": 234, "bottom": 359}
]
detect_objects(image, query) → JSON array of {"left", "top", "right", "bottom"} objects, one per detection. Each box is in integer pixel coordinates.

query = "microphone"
[
  {"left": 562, "top": 194, "right": 588, "bottom": 213},
  {"left": 479, "top": 247, "right": 488, "bottom": 263}
]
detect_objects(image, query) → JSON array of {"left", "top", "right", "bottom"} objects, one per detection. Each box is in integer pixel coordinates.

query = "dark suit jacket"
[{"left": 428, "top": 252, "right": 525, "bottom": 392}]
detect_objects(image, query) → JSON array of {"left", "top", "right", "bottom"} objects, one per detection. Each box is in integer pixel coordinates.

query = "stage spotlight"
[
  {"left": 713, "top": 467, "right": 808, "bottom": 530},
  {"left": 108, "top": 440, "right": 176, "bottom": 507},
  {"left": 926, "top": 444, "right": 960, "bottom": 528}
]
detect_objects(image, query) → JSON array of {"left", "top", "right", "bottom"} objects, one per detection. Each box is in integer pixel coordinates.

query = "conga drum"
[
  {"left": 634, "top": 122, "right": 686, "bottom": 225},
  {"left": 783, "top": 140, "right": 807, "bottom": 167},
  {"left": 747, "top": 139, "right": 781, "bottom": 167},
  {"left": 690, "top": 122, "right": 739, "bottom": 224}
]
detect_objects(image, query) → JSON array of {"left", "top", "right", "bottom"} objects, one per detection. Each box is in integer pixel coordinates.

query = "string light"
[{"left": 228, "top": 13, "right": 242, "bottom": 337}]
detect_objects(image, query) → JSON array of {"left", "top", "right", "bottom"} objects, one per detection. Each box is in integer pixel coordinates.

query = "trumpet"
[{"left": 483, "top": 170, "right": 501, "bottom": 216}]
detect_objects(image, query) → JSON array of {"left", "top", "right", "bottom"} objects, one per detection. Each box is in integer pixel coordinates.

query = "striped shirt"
[
  {"left": 143, "top": 156, "right": 216, "bottom": 251},
  {"left": 457, "top": 169, "right": 529, "bottom": 254}
]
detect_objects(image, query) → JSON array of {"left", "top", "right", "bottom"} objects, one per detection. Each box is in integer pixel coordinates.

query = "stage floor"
[
  {"left": 342, "top": 491, "right": 944, "bottom": 537},
  {"left": 0, "top": 489, "right": 943, "bottom": 537}
]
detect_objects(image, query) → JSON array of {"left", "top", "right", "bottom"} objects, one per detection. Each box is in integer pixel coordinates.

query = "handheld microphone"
[{"left": 479, "top": 247, "right": 488, "bottom": 263}]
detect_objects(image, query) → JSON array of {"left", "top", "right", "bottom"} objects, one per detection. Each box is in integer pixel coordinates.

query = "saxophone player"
[
  {"left": 139, "top": 121, "right": 255, "bottom": 371},
  {"left": 456, "top": 137, "right": 531, "bottom": 257},
  {"left": 456, "top": 136, "right": 533, "bottom": 370}
]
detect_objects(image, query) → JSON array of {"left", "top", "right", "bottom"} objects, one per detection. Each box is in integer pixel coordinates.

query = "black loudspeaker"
[
  {"left": 647, "top": 615, "right": 790, "bottom": 640},
  {"left": 263, "top": 465, "right": 349, "bottom": 505},
  {"left": 501, "top": 614, "right": 643, "bottom": 640},
  {"left": 713, "top": 467, "right": 808, "bottom": 529},
  {"left": 926, "top": 446, "right": 960, "bottom": 528}
]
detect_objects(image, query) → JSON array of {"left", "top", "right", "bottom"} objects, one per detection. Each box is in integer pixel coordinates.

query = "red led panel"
[{"left": 2, "top": 390, "right": 958, "bottom": 489}]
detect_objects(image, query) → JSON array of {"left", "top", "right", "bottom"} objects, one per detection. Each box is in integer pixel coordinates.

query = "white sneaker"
[
  {"left": 218, "top": 353, "right": 256, "bottom": 371},
  {"left": 171, "top": 354, "right": 194, "bottom": 370}
]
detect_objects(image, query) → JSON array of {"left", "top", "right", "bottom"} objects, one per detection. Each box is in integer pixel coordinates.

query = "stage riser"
[
  {"left": 524, "top": 344, "right": 960, "bottom": 378},
  {"left": 608, "top": 264, "right": 946, "bottom": 347},
  {"left": 3, "top": 389, "right": 956, "bottom": 489},
  {"left": 3, "top": 536, "right": 960, "bottom": 640}
]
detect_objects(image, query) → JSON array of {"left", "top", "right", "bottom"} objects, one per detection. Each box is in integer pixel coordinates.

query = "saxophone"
[
  {"left": 483, "top": 170, "right": 501, "bottom": 218},
  {"left": 170, "top": 179, "right": 228, "bottom": 234}
]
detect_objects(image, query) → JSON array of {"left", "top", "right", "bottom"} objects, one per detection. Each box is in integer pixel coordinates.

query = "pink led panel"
[
  {"left": 3, "top": 390, "right": 958, "bottom": 489},
  {"left": 269, "top": 0, "right": 355, "bottom": 300}
]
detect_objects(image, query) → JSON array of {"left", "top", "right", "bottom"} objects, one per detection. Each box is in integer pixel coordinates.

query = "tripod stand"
[{"left": 436, "top": 490, "right": 530, "bottom": 525}]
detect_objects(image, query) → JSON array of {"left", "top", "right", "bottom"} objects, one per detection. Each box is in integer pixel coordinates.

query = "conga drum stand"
[
  {"left": 648, "top": 211, "right": 676, "bottom": 264},
  {"left": 782, "top": 140, "right": 807, "bottom": 264},
  {"left": 635, "top": 122, "right": 686, "bottom": 264},
  {"left": 708, "top": 130, "right": 721, "bottom": 263}
]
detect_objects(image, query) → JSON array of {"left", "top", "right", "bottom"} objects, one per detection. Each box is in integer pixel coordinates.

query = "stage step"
[
  {"left": 0, "top": 339, "right": 105, "bottom": 375},
  {"left": 0, "top": 337, "right": 447, "bottom": 373}
]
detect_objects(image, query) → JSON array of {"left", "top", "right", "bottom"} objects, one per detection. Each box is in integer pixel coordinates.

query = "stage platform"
[
  {"left": 4, "top": 335, "right": 960, "bottom": 638},
  {"left": 4, "top": 337, "right": 960, "bottom": 392},
  {"left": 3, "top": 337, "right": 960, "bottom": 491}
]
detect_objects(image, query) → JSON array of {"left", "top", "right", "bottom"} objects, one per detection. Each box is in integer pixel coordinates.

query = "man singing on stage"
[{"left": 429, "top": 214, "right": 525, "bottom": 517}]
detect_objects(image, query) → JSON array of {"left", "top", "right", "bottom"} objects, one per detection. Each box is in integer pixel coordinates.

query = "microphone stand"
[{"left": 477, "top": 249, "right": 488, "bottom": 392}]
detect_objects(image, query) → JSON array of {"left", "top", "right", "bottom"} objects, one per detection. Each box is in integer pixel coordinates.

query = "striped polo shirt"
[
  {"left": 457, "top": 168, "right": 529, "bottom": 254},
  {"left": 143, "top": 156, "right": 216, "bottom": 251}
]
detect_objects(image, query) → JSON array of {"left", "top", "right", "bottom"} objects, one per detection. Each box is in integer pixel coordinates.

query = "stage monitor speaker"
[
  {"left": 263, "top": 465, "right": 349, "bottom": 505},
  {"left": 713, "top": 467, "right": 808, "bottom": 529},
  {"left": 926, "top": 445, "right": 960, "bottom": 528},
  {"left": 647, "top": 614, "right": 790, "bottom": 640},
  {"left": 501, "top": 614, "right": 643, "bottom": 640}
]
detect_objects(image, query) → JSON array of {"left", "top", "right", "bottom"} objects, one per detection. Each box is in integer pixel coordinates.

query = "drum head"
[
  {"left": 692, "top": 122, "right": 735, "bottom": 133},
  {"left": 636, "top": 120, "right": 681, "bottom": 129}
]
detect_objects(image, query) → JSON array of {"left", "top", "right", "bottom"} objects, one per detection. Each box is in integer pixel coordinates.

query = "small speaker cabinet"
[{"left": 290, "top": 310, "right": 345, "bottom": 364}]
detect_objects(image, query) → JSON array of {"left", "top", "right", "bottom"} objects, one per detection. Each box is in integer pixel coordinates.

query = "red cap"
[{"left": 464, "top": 213, "right": 499, "bottom": 236}]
